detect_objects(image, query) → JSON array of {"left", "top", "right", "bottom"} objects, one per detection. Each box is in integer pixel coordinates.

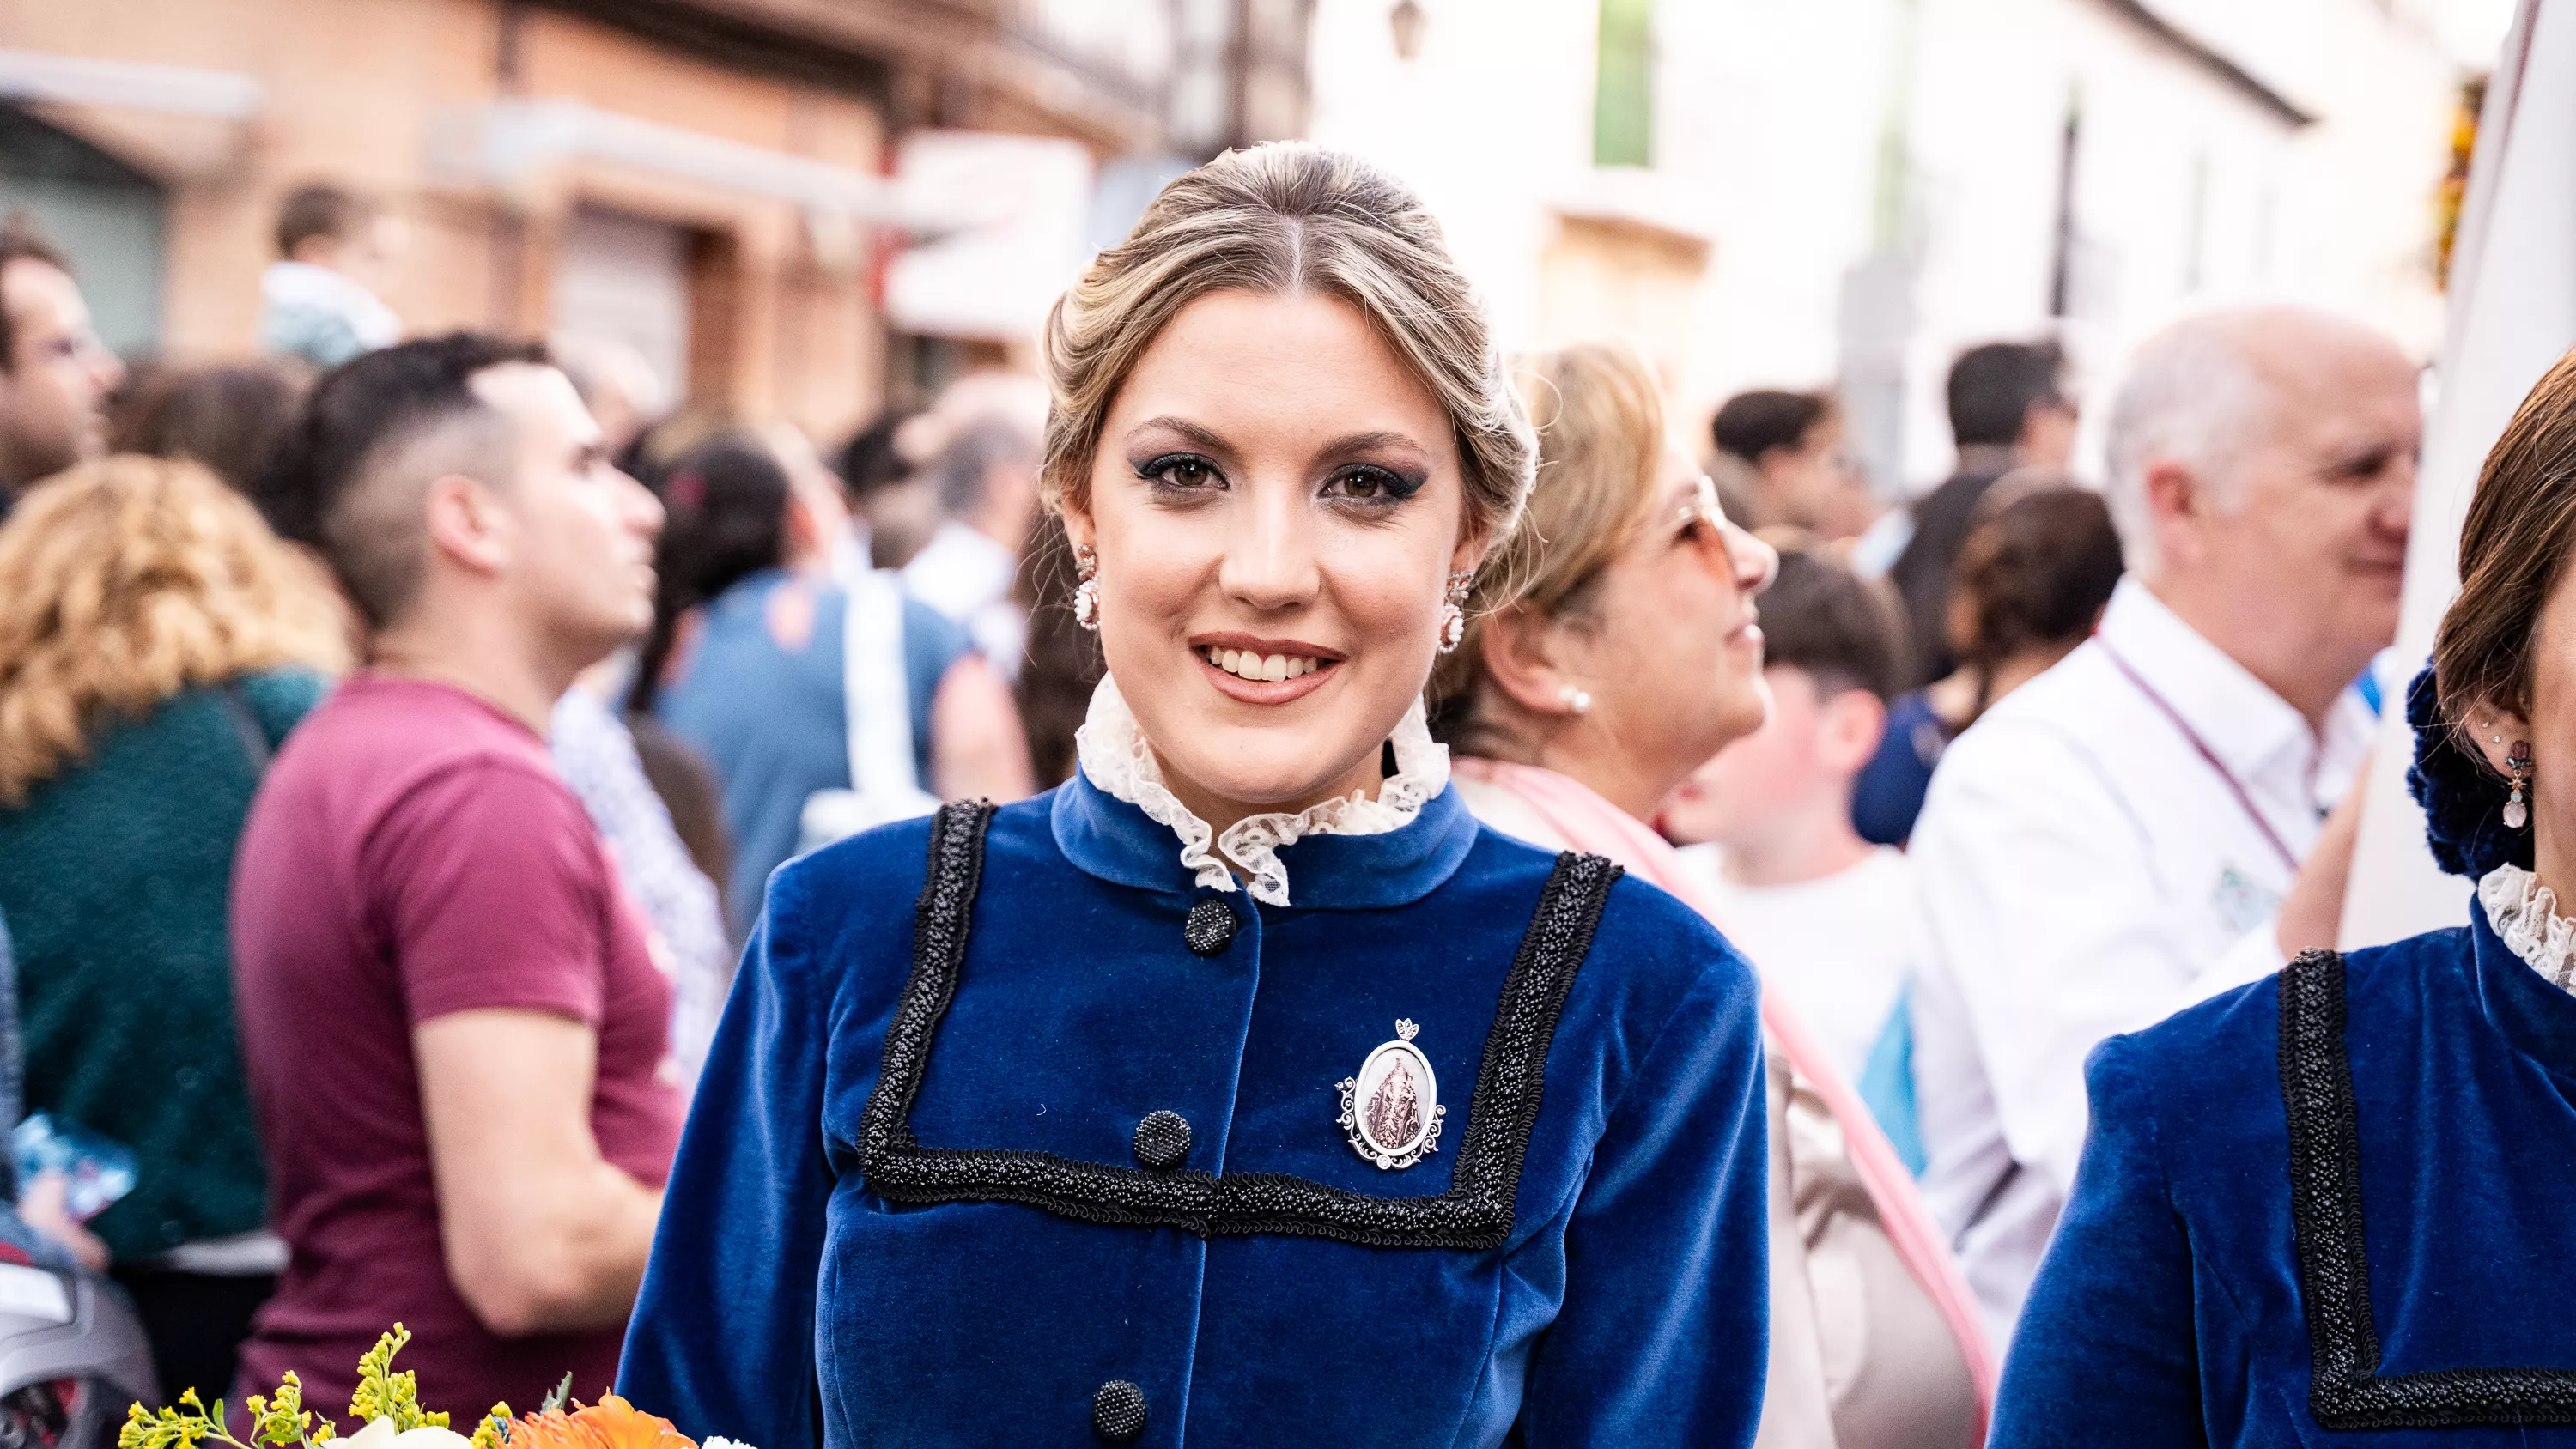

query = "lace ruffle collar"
[
  {"left": 1072, "top": 676, "right": 1449, "bottom": 907},
  {"left": 2479, "top": 863, "right": 2576, "bottom": 993}
]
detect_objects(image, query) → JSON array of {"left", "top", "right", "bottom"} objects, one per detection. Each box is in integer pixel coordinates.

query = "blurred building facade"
[
  {"left": 1310, "top": 0, "right": 2503, "bottom": 494},
  {"left": 0, "top": 0, "right": 1311, "bottom": 436}
]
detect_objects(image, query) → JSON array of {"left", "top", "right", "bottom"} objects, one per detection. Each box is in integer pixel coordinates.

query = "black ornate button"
[
  {"left": 1133, "top": 1110, "right": 1192, "bottom": 1169},
  {"left": 1091, "top": 1379, "right": 1146, "bottom": 1444},
  {"left": 1182, "top": 897, "right": 1237, "bottom": 956}
]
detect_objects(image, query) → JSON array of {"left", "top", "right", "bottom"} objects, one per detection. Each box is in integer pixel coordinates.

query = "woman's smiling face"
[{"left": 1061, "top": 288, "right": 1479, "bottom": 829}]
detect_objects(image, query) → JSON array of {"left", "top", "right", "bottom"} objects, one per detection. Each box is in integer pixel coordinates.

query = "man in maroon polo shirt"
[{"left": 231, "top": 335, "right": 677, "bottom": 1414}]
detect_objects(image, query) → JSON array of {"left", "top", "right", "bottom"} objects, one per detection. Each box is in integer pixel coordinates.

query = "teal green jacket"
[{"left": 0, "top": 667, "right": 326, "bottom": 1263}]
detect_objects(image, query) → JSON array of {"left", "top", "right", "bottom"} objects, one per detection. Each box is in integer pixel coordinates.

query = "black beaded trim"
[
  {"left": 858, "top": 801, "right": 1623, "bottom": 1250},
  {"left": 2281, "top": 949, "right": 2576, "bottom": 1428}
]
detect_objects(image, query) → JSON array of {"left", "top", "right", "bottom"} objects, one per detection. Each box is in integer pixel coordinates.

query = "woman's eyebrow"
[
  {"left": 1126, "top": 416, "right": 1234, "bottom": 455},
  {"left": 1321, "top": 430, "right": 1430, "bottom": 458}
]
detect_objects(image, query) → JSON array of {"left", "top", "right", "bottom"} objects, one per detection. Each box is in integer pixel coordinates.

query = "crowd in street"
[{"left": 0, "top": 142, "right": 2555, "bottom": 1449}]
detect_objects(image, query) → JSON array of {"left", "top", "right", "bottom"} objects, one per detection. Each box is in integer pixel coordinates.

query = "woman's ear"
[
  {"left": 1059, "top": 495, "right": 1096, "bottom": 556},
  {"left": 1479, "top": 604, "right": 1583, "bottom": 718},
  {"left": 1449, "top": 519, "right": 1492, "bottom": 581},
  {"left": 2470, "top": 699, "right": 2536, "bottom": 774}
]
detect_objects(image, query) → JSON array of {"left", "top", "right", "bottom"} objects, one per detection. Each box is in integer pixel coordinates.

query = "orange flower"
[{"left": 502, "top": 1397, "right": 694, "bottom": 1449}]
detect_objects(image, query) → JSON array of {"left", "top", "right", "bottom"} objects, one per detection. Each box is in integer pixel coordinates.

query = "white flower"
[{"left": 337, "top": 1417, "right": 475, "bottom": 1449}]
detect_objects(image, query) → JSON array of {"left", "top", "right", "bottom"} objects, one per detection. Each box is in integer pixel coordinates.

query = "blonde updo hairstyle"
[
  {"left": 1430, "top": 343, "right": 1669, "bottom": 745},
  {"left": 1040, "top": 143, "right": 1534, "bottom": 560}
]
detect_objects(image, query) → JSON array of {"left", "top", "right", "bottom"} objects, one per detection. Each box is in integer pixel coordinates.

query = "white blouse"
[
  {"left": 1071, "top": 676, "right": 1450, "bottom": 907},
  {"left": 2479, "top": 863, "right": 2576, "bottom": 992}
]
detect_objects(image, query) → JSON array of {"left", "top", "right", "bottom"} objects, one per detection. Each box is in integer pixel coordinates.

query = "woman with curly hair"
[
  {"left": 0, "top": 454, "right": 345, "bottom": 1404},
  {"left": 1994, "top": 344, "right": 2576, "bottom": 1446}
]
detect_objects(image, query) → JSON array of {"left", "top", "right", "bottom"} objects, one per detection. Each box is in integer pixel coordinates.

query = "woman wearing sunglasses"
[{"left": 1436, "top": 343, "right": 1996, "bottom": 1449}]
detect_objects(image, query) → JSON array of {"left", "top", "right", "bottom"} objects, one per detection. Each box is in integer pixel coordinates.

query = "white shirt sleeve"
[{"left": 1911, "top": 718, "right": 2263, "bottom": 1200}]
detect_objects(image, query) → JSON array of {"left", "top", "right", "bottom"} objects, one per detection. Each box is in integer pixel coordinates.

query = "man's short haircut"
[
  {"left": 0, "top": 217, "right": 73, "bottom": 375},
  {"left": 1947, "top": 341, "right": 2066, "bottom": 449},
  {"left": 275, "top": 183, "right": 373, "bottom": 259},
  {"left": 930, "top": 416, "right": 1040, "bottom": 518},
  {"left": 1759, "top": 544, "right": 1908, "bottom": 703},
  {"left": 1710, "top": 390, "right": 1831, "bottom": 464},
  {"left": 2099, "top": 312, "right": 2277, "bottom": 570},
  {"left": 264, "top": 333, "right": 548, "bottom": 629}
]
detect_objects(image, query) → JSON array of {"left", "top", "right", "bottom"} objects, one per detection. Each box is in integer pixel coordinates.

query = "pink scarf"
[{"left": 1451, "top": 756, "right": 1999, "bottom": 1427}]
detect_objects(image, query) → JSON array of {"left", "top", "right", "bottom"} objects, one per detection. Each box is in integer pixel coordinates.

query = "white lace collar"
[
  {"left": 2479, "top": 863, "right": 2576, "bottom": 993},
  {"left": 1072, "top": 675, "right": 1450, "bottom": 907}
]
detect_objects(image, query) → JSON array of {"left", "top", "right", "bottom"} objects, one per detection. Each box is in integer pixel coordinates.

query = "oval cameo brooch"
[{"left": 1337, "top": 1019, "right": 1446, "bottom": 1170}]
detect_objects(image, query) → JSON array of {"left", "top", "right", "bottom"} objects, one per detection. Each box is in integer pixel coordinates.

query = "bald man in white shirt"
[{"left": 1908, "top": 306, "right": 2419, "bottom": 1347}]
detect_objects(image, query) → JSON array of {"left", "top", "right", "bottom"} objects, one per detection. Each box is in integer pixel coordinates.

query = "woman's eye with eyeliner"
[
  {"left": 1139, "top": 453, "right": 1223, "bottom": 491},
  {"left": 1323, "top": 465, "right": 1423, "bottom": 504}
]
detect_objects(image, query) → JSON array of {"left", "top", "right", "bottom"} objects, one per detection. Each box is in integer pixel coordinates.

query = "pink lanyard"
[{"left": 2096, "top": 642, "right": 2301, "bottom": 875}]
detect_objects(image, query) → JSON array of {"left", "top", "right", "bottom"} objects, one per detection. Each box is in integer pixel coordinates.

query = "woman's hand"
[{"left": 18, "top": 1171, "right": 110, "bottom": 1273}]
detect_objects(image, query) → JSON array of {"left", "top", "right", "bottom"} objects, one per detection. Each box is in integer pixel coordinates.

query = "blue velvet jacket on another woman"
[
  {"left": 1994, "top": 868, "right": 2576, "bottom": 1447},
  {"left": 617, "top": 712, "right": 1770, "bottom": 1447}
]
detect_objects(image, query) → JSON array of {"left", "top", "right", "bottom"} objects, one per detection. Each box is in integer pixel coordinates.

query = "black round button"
[
  {"left": 1091, "top": 1379, "right": 1146, "bottom": 1444},
  {"left": 1182, "top": 898, "right": 1238, "bottom": 956},
  {"left": 1133, "top": 1110, "right": 1193, "bottom": 1170}
]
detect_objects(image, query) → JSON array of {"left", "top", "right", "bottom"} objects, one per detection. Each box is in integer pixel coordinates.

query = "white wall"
[{"left": 1307, "top": 0, "right": 2488, "bottom": 494}]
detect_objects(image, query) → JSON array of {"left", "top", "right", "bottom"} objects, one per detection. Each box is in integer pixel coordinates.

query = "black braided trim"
[
  {"left": 857, "top": 802, "right": 1623, "bottom": 1251},
  {"left": 2281, "top": 949, "right": 2576, "bottom": 1428}
]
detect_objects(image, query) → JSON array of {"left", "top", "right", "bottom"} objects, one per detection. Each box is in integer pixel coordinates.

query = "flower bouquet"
[{"left": 116, "top": 1326, "right": 745, "bottom": 1449}]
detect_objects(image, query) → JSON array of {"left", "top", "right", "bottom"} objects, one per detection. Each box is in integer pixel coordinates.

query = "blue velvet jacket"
[
  {"left": 618, "top": 771, "right": 1769, "bottom": 1448},
  {"left": 1996, "top": 906, "right": 2576, "bottom": 1446}
]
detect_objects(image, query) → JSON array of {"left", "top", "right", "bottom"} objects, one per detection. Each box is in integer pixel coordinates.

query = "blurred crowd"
[{"left": 0, "top": 162, "right": 2415, "bottom": 1439}]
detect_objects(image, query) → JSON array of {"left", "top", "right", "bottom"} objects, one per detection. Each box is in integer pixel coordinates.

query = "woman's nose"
[
  {"left": 1220, "top": 509, "right": 1324, "bottom": 610},
  {"left": 1730, "top": 524, "right": 1779, "bottom": 597}
]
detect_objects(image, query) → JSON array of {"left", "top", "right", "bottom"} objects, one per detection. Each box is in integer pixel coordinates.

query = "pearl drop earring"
[
  {"left": 2486, "top": 720, "right": 2534, "bottom": 831},
  {"left": 1558, "top": 685, "right": 1592, "bottom": 716},
  {"left": 1437, "top": 570, "right": 1473, "bottom": 654},
  {"left": 2506, "top": 740, "right": 2533, "bottom": 830},
  {"left": 1072, "top": 544, "right": 1100, "bottom": 630}
]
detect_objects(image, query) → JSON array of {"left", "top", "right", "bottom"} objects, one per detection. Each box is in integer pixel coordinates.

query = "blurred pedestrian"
[
  {"left": 1663, "top": 545, "right": 1927, "bottom": 1164},
  {"left": 0, "top": 455, "right": 346, "bottom": 1403},
  {"left": 1434, "top": 342, "right": 1995, "bottom": 1446},
  {"left": 233, "top": 335, "right": 678, "bottom": 1417},
  {"left": 0, "top": 221, "right": 122, "bottom": 515},
  {"left": 901, "top": 415, "right": 1042, "bottom": 676},
  {"left": 1908, "top": 306, "right": 2415, "bottom": 1347},
  {"left": 833, "top": 404, "right": 928, "bottom": 570},
  {"left": 1850, "top": 481, "right": 2123, "bottom": 846},
  {"left": 1881, "top": 341, "right": 2077, "bottom": 686},
  {"left": 258, "top": 183, "right": 403, "bottom": 370},
  {"left": 108, "top": 358, "right": 309, "bottom": 506},
  {"left": 1708, "top": 388, "right": 1875, "bottom": 540},
  {"left": 639, "top": 433, "right": 1032, "bottom": 935}
]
